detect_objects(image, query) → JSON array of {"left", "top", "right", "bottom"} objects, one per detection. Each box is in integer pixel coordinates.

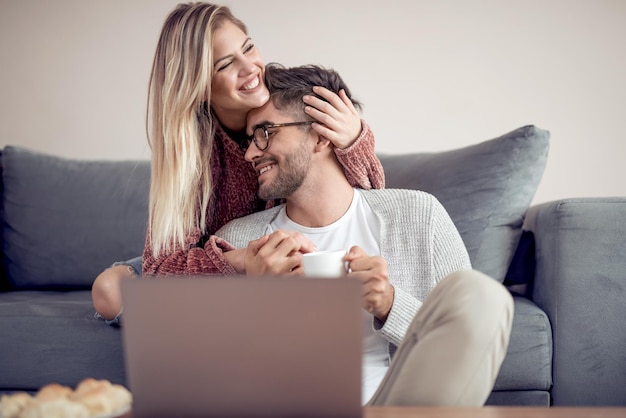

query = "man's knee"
[
  {"left": 438, "top": 270, "right": 514, "bottom": 331},
  {"left": 444, "top": 269, "right": 512, "bottom": 302}
]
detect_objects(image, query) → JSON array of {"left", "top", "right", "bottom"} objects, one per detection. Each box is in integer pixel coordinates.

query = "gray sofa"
[{"left": 1, "top": 125, "right": 625, "bottom": 406}]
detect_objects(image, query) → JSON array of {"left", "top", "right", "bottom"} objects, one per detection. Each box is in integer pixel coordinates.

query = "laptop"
[{"left": 121, "top": 276, "right": 363, "bottom": 418}]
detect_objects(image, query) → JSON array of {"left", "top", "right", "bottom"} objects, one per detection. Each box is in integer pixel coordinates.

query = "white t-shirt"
[{"left": 266, "top": 189, "right": 390, "bottom": 404}]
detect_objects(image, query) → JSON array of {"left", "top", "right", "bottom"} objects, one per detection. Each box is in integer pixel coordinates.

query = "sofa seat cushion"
[
  {"left": 0, "top": 290, "right": 125, "bottom": 390},
  {"left": 493, "top": 296, "right": 553, "bottom": 391}
]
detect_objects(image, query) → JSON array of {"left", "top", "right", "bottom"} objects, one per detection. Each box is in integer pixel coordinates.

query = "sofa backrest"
[
  {"left": 0, "top": 124, "right": 549, "bottom": 290},
  {"left": 1, "top": 146, "right": 150, "bottom": 290},
  {"left": 379, "top": 124, "right": 549, "bottom": 282}
]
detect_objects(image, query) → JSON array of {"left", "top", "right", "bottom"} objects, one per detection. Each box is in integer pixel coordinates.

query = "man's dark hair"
[{"left": 264, "top": 63, "right": 363, "bottom": 115}]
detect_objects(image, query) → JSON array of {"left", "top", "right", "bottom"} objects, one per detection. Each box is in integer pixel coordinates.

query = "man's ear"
[{"left": 313, "top": 134, "right": 333, "bottom": 153}]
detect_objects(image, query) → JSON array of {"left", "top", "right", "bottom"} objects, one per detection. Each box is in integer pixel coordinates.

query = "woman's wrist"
[{"left": 223, "top": 248, "right": 247, "bottom": 274}]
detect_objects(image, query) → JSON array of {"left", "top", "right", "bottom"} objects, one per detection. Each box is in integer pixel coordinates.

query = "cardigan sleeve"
[
  {"left": 375, "top": 286, "right": 422, "bottom": 348},
  {"left": 431, "top": 198, "right": 472, "bottom": 279},
  {"left": 334, "top": 120, "right": 385, "bottom": 190},
  {"left": 372, "top": 193, "right": 471, "bottom": 349}
]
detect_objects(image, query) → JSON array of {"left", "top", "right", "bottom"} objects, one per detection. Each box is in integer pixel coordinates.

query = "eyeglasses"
[{"left": 239, "top": 121, "right": 314, "bottom": 152}]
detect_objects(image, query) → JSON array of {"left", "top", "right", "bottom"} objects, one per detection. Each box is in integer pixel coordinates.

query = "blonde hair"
[{"left": 146, "top": 2, "right": 247, "bottom": 257}]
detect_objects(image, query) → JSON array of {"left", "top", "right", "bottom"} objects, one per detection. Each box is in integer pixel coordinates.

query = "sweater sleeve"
[
  {"left": 334, "top": 120, "right": 385, "bottom": 190},
  {"left": 142, "top": 229, "right": 238, "bottom": 276},
  {"left": 142, "top": 125, "right": 261, "bottom": 276}
]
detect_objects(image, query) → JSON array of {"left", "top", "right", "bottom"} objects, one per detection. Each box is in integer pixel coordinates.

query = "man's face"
[{"left": 245, "top": 101, "right": 312, "bottom": 201}]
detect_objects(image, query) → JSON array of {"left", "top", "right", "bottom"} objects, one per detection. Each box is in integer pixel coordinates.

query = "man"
[{"left": 216, "top": 63, "right": 513, "bottom": 406}]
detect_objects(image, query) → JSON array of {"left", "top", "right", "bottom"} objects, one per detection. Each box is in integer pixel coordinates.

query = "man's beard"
[{"left": 258, "top": 140, "right": 311, "bottom": 201}]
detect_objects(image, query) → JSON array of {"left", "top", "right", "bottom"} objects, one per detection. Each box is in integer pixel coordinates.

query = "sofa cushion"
[
  {"left": 379, "top": 125, "right": 549, "bottom": 282},
  {"left": 493, "top": 296, "right": 553, "bottom": 391},
  {"left": 1, "top": 146, "right": 150, "bottom": 289},
  {"left": 0, "top": 290, "right": 125, "bottom": 390}
]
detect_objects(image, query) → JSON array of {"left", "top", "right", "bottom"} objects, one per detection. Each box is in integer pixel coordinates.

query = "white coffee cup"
[{"left": 302, "top": 250, "right": 348, "bottom": 278}]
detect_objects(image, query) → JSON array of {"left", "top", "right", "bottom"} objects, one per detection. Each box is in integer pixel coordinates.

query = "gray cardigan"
[{"left": 216, "top": 189, "right": 471, "bottom": 354}]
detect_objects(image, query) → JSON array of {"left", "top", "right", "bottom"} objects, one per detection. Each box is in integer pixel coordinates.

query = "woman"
[{"left": 92, "top": 2, "right": 384, "bottom": 323}]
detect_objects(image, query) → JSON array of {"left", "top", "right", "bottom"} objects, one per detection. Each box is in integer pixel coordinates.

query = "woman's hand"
[
  {"left": 245, "top": 230, "right": 316, "bottom": 277},
  {"left": 303, "top": 86, "right": 362, "bottom": 149},
  {"left": 345, "top": 246, "right": 395, "bottom": 321}
]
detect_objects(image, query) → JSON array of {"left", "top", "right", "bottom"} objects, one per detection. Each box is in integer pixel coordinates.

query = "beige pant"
[{"left": 368, "top": 269, "right": 514, "bottom": 406}]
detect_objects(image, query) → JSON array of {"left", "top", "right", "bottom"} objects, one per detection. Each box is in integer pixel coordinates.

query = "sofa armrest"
[{"left": 525, "top": 197, "right": 626, "bottom": 406}]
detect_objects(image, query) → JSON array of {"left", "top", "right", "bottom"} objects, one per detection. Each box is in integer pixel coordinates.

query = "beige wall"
[{"left": 1, "top": 0, "right": 625, "bottom": 204}]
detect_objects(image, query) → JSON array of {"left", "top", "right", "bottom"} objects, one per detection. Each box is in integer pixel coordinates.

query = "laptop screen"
[{"left": 121, "top": 276, "right": 363, "bottom": 418}]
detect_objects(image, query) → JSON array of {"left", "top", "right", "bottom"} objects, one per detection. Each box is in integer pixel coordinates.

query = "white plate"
[{"left": 0, "top": 403, "right": 132, "bottom": 418}]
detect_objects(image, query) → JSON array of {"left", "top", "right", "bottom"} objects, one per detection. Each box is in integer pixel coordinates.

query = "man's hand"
[
  {"left": 223, "top": 248, "right": 247, "bottom": 273},
  {"left": 245, "top": 230, "right": 316, "bottom": 276},
  {"left": 345, "top": 246, "right": 394, "bottom": 321}
]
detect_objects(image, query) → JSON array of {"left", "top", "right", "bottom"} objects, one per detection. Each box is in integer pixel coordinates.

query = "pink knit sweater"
[{"left": 142, "top": 121, "right": 385, "bottom": 275}]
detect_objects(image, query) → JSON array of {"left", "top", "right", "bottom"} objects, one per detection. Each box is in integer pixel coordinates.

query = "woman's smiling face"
[{"left": 210, "top": 20, "right": 270, "bottom": 130}]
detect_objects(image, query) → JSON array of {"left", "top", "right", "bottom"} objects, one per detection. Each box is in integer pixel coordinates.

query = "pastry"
[
  {"left": 20, "top": 398, "right": 90, "bottom": 418},
  {"left": 105, "top": 384, "right": 133, "bottom": 412},
  {"left": 1, "top": 392, "right": 33, "bottom": 418},
  {"left": 73, "top": 378, "right": 110, "bottom": 396},
  {"left": 70, "top": 378, "right": 132, "bottom": 417},
  {"left": 34, "top": 383, "right": 72, "bottom": 401},
  {"left": 70, "top": 384, "right": 114, "bottom": 416},
  {"left": 0, "top": 379, "right": 132, "bottom": 418}
]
